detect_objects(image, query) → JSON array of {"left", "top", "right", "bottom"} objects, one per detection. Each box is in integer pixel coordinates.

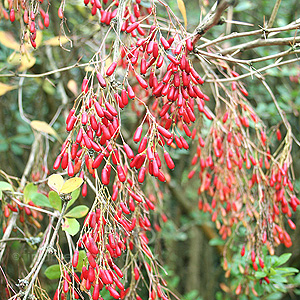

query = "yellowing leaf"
[
  {"left": 44, "top": 36, "right": 69, "bottom": 46},
  {"left": 177, "top": 0, "right": 187, "bottom": 28},
  {"left": 19, "top": 53, "right": 36, "bottom": 71},
  {"left": 60, "top": 178, "right": 83, "bottom": 195},
  {"left": 67, "top": 79, "right": 78, "bottom": 95},
  {"left": 0, "top": 31, "right": 20, "bottom": 50},
  {"left": 104, "top": 57, "right": 112, "bottom": 73},
  {"left": 0, "top": 82, "right": 17, "bottom": 96},
  {"left": 30, "top": 120, "right": 61, "bottom": 142},
  {"left": 8, "top": 52, "right": 36, "bottom": 71},
  {"left": 84, "top": 66, "right": 94, "bottom": 72},
  {"left": 48, "top": 174, "right": 65, "bottom": 194}
]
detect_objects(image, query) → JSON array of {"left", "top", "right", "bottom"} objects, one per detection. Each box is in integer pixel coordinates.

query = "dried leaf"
[
  {"left": 0, "top": 31, "right": 20, "bottom": 50},
  {"left": 67, "top": 79, "right": 78, "bottom": 95},
  {"left": 0, "top": 82, "right": 17, "bottom": 96},
  {"left": 177, "top": 0, "right": 187, "bottom": 28},
  {"left": 8, "top": 52, "right": 36, "bottom": 71},
  {"left": 44, "top": 36, "right": 69, "bottom": 46},
  {"left": 30, "top": 120, "right": 61, "bottom": 142}
]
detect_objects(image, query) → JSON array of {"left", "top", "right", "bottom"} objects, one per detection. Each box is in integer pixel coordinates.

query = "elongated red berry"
[
  {"left": 157, "top": 125, "right": 172, "bottom": 139},
  {"left": 160, "top": 36, "right": 170, "bottom": 49},
  {"left": 10, "top": 9, "right": 15, "bottom": 22},
  {"left": 58, "top": 7, "right": 64, "bottom": 19},
  {"left": 136, "top": 74, "right": 148, "bottom": 89},
  {"left": 97, "top": 73, "right": 106, "bottom": 88},
  {"left": 44, "top": 13, "right": 50, "bottom": 27},
  {"left": 106, "top": 62, "right": 117, "bottom": 76},
  {"left": 164, "top": 151, "right": 175, "bottom": 169},
  {"left": 133, "top": 126, "right": 143, "bottom": 143},
  {"left": 123, "top": 143, "right": 134, "bottom": 159}
]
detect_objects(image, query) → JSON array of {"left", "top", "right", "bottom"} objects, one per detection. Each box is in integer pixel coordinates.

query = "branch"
[
  {"left": 22, "top": 201, "right": 68, "bottom": 300},
  {"left": 192, "top": 0, "right": 234, "bottom": 46},
  {"left": 220, "top": 35, "right": 300, "bottom": 55},
  {"left": 267, "top": 0, "right": 282, "bottom": 30},
  {"left": 196, "top": 19, "right": 300, "bottom": 50},
  {"left": 0, "top": 135, "right": 41, "bottom": 263},
  {"left": 205, "top": 56, "right": 300, "bottom": 83}
]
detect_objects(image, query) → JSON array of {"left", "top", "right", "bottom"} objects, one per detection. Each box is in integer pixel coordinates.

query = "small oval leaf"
[
  {"left": 65, "top": 205, "right": 89, "bottom": 218},
  {"left": 60, "top": 177, "right": 83, "bottom": 195},
  {"left": 48, "top": 174, "right": 64, "bottom": 194},
  {"left": 44, "top": 264, "right": 61, "bottom": 280},
  {"left": 49, "top": 191, "right": 62, "bottom": 212},
  {"left": 62, "top": 218, "right": 80, "bottom": 236},
  {"left": 31, "top": 192, "right": 52, "bottom": 208},
  {"left": 24, "top": 183, "right": 38, "bottom": 203}
]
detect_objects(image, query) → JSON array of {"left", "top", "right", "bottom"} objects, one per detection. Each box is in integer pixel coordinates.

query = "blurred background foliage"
[{"left": 0, "top": 0, "right": 300, "bottom": 299}]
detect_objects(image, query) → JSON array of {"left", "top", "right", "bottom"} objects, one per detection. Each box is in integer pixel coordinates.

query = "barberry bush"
[{"left": 0, "top": 0, "right": 300, "bottom": 299}]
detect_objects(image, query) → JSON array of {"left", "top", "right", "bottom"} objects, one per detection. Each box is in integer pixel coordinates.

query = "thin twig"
[
  {"left": 219, "top": 35, "right": 300, "bottom": 55},
  {"left": 23, "top": 201, "right": 67, "bottom": 300},
  {"left": 192, "top": 0, "right": 233, "bottom": 46}
]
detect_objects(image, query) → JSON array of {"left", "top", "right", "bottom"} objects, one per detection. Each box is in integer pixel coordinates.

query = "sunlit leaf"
[
  {"left": 47, "top": 174, "right": 64, "bottom": 194},
  {"left": 62, "top": 218, "right": 80, "bottom": 236},
  {"left": 0, "top": 83, "right": 17, "bottom": 96},
  {"left": 49, "top": 191, "right": 62, "bottom": 212},
  {"left": 44, "top": 264, "right": 61, "bottom": 280},
  {"left": 44, "top": 36, "right": 69, "bottom": 46},
  {"left": 0, "top": 31, "right": 20, "bottom": 50},
  {"left": 65, "top": 205, "right": 89, "bottom": 218},
  {"left": 60, "top": 177, "right": 83, "bottom": 195},
  {"left": 177, "top": 0, "right": 187, "bottom": 28}
]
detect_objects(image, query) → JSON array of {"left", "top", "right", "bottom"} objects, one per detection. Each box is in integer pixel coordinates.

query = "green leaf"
[
  {"left": 0, "top": 181, "right": 13, "bottom": 200},
  {"left": 255, "top": 271, "right": 268, "bottom": 279},
  {"left": 10, "top": 143, "right": 23, "bottom": 155},
  {"left": 49, "top": 191, "right": 62, "bottom": 212},
  {"left": 30, "top": 192, "right": 52, "bottom": 208},
  {"left": 276, "top": 267, "right": 299, "bottom": 273},
  {"left": 76, "top": 250, "right": 87, "bottom": 272},
  {"left": 65, "top": 205, "right": 89, "bottom": 218},
  {"left": 269, "top": 274, "right": 288, "bottom": 283},
  {"left": 265, "top": 293, "right": 283, "bottom": 300},
  {"left": 0, "top": 140, "right": 9, "bottom": 152},
  {"left": 273, "top": 253, "right": 292, "bottom": 267},
  {"left": 24, "top": 183, "right": 37, "bottom": 203},
  {"left": 208, "top": 238, "right": 226, "bottom": 246},
  {"left": 66, "top": 188, "right": 81, "bottom": 209},
  {"left": 254, "top": 281, "right": 264, "bottom": 296},
  {"left": 62, "top": 218, "right": 80, "bottom": 236},
  {"left": 44, "top": 264, "right": 61, "bottom": 280}
]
